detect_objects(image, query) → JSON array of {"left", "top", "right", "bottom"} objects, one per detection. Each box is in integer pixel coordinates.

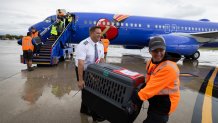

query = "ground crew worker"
[
  {"left": 101, "top": 34, "right": 110, "bottom": 61},
  {"left": 18, "top": 32, "right": 36, "bottom": 71},
  {"left": 65, "top": 12, "right": 73, "bottom": 26},
  {"left": 75, "top": 26, "right": 105, "bottom": 122},
  {"left": 57, "top": 19, "right": 64, "bottom": 36},
  {"left": 50, "top": 24, "right": 58, "bottom": 39},
  {"left": 131, "top": 37, "right": 180, "bottom": 123},
  {"left": 30, "top": 27, "right": 42, "bottom": 56},
  {"left": 30, "top": 27, "right": 41, "bottom": 38},
  {"left": 57, "top": 9, "right": 65, "bottom": 21}
]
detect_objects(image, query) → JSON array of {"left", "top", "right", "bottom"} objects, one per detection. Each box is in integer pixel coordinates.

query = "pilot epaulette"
[{"left": 83, "top": 40, "right": 89, "bottom": 45}]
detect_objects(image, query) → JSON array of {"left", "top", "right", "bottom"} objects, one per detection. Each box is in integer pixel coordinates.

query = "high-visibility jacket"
[
  {"left": 101, "top": 39, "right": 110, "bottom": 53},
  {"left": 31, "top": 31, "right": 39, "bottom": 38},
  {"left": 50, "top": 25, "right": 58, "bottom": 35},
  {"left": 22, "top": 36, "right": 34, "bottom": 51},
  {"left": 67, "top": 16, "right": 73, "bottom": 22},
  {"left": 138, "top": 59, "right": 180, "bottom": 114},
  {"left": 57, "top": 21, "right": 64, "bottom": 32}
]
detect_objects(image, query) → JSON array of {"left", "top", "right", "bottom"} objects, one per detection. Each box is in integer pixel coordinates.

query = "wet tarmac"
[{"left": 0, "top": 40, "right": 218, "bottom": 123}]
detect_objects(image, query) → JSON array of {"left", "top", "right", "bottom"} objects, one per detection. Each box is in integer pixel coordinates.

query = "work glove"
[
  {"left": 131, "top": 89, "right": 142, "bottom": 105},
  {"left": 131, "top": 83, "right": 145, "bottom": 105}
]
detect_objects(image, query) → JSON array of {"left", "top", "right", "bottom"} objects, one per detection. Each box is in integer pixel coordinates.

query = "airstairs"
[{"left": 21, "top": 20, "right": 75, "bottom": 66}]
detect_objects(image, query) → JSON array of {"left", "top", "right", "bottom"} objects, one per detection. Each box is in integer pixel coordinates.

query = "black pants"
[
  {"left": 36, "top": 43, "right": 42, "bottom": 54},
  {"left": 143, "top": 111, "right": 169, "bottom": 123},
  {"left": 75, "top": 66, "right": 101, "bottom": 120}
]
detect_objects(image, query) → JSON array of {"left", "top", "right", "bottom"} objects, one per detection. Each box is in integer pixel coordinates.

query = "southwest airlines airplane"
[{"left": 29, "top": 12, "right": 218, "bottom": 64}]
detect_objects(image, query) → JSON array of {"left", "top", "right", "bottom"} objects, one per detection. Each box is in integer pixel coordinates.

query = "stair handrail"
[{"left": 52, "top": 22, "right": 72, "bottom": 48}]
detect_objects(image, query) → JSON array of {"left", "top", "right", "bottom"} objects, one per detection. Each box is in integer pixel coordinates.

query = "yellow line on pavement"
[{"left": 202, "top": 67, "right": 218, "bottom": 123}]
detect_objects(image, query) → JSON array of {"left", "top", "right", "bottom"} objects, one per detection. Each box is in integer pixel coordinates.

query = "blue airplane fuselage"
[{"left": 31, "top": 12, "right": 218, "bottom": 59}]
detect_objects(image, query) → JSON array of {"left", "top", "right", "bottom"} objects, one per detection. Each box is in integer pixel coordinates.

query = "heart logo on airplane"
[{"left": 96, "top": 18, "right": 118, "bottom": 40}]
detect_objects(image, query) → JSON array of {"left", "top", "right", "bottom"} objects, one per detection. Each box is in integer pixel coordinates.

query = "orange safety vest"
[
  {"left": 22, "top": 36, "right": 34, "bottom": 51},
  {"left": 138, "top": 59, "right": 180, "bottom": 114},
  {"left": 31, "top": 31, "right": 39, "bottom": 38},
  {"left": 101, "top": 39, "right": 110, "bottom": 53}
]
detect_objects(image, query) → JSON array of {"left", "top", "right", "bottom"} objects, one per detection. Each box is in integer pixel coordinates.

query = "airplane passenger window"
[
  {"left": 134, "top": 24, "right": 137, "bottom": 27},
  {"left": 159, "top": 25, "right": 162, "bottom": 29},
  {"left": 177, "top": 26, "right": 180, "bottom": 30},
  {"left": 116, "top": 22, "right": 120, "bottom": 26},
  {"left": 84, "top": 20, "right": 88, "bottom": 24},
  {"left": 111, "top": 22, "right": 115, "bottom": 26},
  {"left": 121, "top": 23, "right": 124, "bottom": 26},
  {"left": 147, "top": 24, "right": 150, "bottom": 28},
  {"left": 155, "top": 25, "right": 158, "bottom": 28},
  {"left": 188, "top": 27, "right": 191, "bottom": 31},
  {"left": 89, "top": 20, "right": 92, "bottom": 24},
  {"left": 192, "top": 27, "right": 194, "bottom": 31},
  {"left": 126, "top": 23, "right": 128, "bottom": 27},
  {"left": 130, "top": 23, "right": 133, "bottom": 27},
  {"left": 139, "top": 24, "right": 142, "bottom": 27},
  {"left": 162, "top": 25, "right": 165, "bottom": 29},
  {"left": 93, "top": 21, "right": 97, "bottom": 25},
  {"left": 202, "top": 28, "right": 204, "bottom": 31},
  {"left": 185, "top": 27, "right": 187, "bottom": 30},
  {"left": 198, "top": 28, "right": 201, "bottom": 31}
]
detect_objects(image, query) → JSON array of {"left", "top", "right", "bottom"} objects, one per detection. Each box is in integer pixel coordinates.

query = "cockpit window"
[
  {"left": 44, "top": 16, "right": 56, "bottom": 23},
  {"left": 44, "top": 17, "right": 51, "bottom": 23}
]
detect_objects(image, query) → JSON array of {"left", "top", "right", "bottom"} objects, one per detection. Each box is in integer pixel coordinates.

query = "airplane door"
[
  {"left": 171, "top": 24, "right": 177, "bottom": 33},
  {"left": 164, "top": 24, "right": 170, "bottom": 33}
]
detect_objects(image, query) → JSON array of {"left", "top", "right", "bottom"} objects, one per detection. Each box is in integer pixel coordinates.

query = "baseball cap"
[{"left": 149, "top": 37, "right": 166, "bottom": 51}]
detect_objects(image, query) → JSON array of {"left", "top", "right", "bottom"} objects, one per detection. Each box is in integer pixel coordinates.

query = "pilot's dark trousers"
[{"left": 75, "top": 66, "right": 104, "bottom": 121}]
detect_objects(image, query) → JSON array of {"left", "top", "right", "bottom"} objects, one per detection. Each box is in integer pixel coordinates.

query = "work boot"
[
  {"left": 28, "top": 67, "right": 34, "bottom": 71},
  {"left": 92, "top": 114, "right": 105, "bottom": 122}
]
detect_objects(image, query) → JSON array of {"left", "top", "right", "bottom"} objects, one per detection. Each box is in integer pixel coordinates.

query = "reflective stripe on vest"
[
  {"left": 51, "top": 25, "right": 57, "bottom": 35},
  {"left": 158, "top": 62, "right": 179, "bottom": 95},
  {"left": 22, "top": 36, "right": 34, "bottom": 51}
]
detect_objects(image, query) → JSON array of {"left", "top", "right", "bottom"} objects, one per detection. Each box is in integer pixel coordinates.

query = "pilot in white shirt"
[
  {"left": 75, "top": 37, "right": 104, "bottom": 70},
  {"left": 74, "top": 26, "right": 105, "bottom": 122}
]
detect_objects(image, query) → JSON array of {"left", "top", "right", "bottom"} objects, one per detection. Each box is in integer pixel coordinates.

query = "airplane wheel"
[
  {"left": 191, "top": 51, "right": 200, "bottom": 60},
  {"left": 184, "top": 55, "right": 191, "bottom": 59}
]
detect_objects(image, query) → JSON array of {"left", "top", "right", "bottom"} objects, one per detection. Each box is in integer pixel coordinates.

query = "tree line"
[{"left": 0, "top": 34, "right": 23, "bottom": 40}]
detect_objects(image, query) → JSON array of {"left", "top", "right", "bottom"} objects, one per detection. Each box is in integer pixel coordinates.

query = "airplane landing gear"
[
  {"left": 184, "top": 51, "right": 200, "bottom": 60},
  {"left": 191, "top": 51, "right": 200, "bottom": 60}
]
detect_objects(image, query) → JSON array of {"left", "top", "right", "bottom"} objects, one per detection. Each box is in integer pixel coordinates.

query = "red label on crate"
[{"left": 113, "top": 69, "right": 143, "bottom": 80}]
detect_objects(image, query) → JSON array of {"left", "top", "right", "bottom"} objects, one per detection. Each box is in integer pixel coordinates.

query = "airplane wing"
[
  {"left": 190, "top": 31, "right": 218, "bottom": 39},
  {"left": 172, "top": 32, "right": 218, "bottom": 43}
]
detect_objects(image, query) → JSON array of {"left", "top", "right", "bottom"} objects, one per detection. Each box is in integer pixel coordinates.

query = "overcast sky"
[{"left": 1, "top": 0, "right": 218, "bottom": 35}]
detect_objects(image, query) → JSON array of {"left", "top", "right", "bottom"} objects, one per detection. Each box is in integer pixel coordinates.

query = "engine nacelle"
[
  {"left": 153, "top": 34, "right": 200, "bottom": 56},
  {"left": 123, "top": 45, "right": 145, "bottom": 49}
]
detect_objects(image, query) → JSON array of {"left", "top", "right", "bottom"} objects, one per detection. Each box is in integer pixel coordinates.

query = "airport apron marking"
[
  {"left": 202, "top": 67, "right": 217, "bottom": 123},
  {"left": 191, "top": 68, "right": 215, "bottom": 123}
]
